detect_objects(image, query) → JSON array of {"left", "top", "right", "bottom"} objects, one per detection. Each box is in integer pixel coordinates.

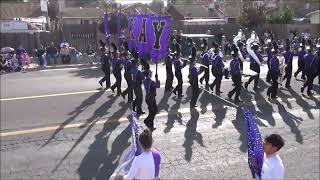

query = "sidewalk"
[{"left": 27, "top": 63, "right": 99, "bottom": 71}]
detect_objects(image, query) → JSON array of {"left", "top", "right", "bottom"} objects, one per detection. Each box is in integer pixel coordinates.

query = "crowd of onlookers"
[{"left": 0, "top": 41, "right": 98, "bottom": 74}]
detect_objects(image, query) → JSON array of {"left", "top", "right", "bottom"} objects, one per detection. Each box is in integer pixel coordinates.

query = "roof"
[
  {"left": 167, "top": 4, "right": 216, "bottom": 18},
  {"left": 0, "top": 2, "right": 44, "bottom": 20},
  {"left": 305, "top": 10, "right": 320, "bottom": 17},
  {"left": 180, "top": 18, "right": 226, "bottom": 25},
  {"left": 62, "top": 7, "right": 104, "bottom": 18}
]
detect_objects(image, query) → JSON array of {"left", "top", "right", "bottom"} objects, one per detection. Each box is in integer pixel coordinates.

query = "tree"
[
  {"left": 266, "top": 8, "right": 293, "bottom": 24},
  {"left": 239, "top": 5, "right": 266, "bottom": 29}
]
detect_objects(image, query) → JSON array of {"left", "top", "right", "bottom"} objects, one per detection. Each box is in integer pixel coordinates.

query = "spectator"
[
  {"left": 36, "top": 45, "right": 46, "bottom": 68},
  {"left": 115, "top": 129, "right": 161, "bottom": 180},
  {"left": 60, "top": 40, "right": 70, "bottom": 48},
  {"left": 16, "top": 45, "right": 26, "bottom": 67},
  {"left": 60, "top": 45, "right": 70, "bottom": 64},
  {"left": 46, "top": 42, "right": 58, "bottom": 65}
]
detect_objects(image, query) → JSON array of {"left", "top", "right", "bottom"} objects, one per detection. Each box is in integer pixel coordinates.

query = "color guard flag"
[{"left": 244, "top": 107, "right": 264, "bottom": 178}]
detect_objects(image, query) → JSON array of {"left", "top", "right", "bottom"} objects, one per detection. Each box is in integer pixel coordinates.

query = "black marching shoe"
[
  {"left": 99, "top": 81, "right": 103, "bottom": 87},
  {"left": 301, "top": 87, "right": 304, "bottom": 93},
  {"left": 244, "top": 82, "right": 249, "bottom": 90}
]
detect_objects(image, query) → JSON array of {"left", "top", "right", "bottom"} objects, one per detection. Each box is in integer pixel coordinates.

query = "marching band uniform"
[
  {"left": 294, "top": 45, "right": 307, "bottom": 80},
  {"left": 99, "top": 47, "right": 111, "bottom": 88},
  {"left": 143, "top": 70, "right": 160, "bottom": 131},
  {"left": 282, "top": 46, "right": 294, "bottom": 88},
  {"left": 210, "top": 48, "right": 224, "bottom": 95},
  {"left": 199, "top": 48, "right": 210, "bottom": 86},
  {"left": 245, "top": 44, "right": 263, "bottom": 91},
  {"left": 267, "top": 49, "right": 280, "bottom": 99},
  {"left": 301, "top": 47, "right": 316, "bottom": 96},
  {"left": 132, "top": 61, "right": 146, "bottom": 115},
  {"left": 121, "top": 53, "right": 133, "bottom": 103},
  {"left": 265, "top": 42, "right": 273, "bottom": 83},
  {"left": 228, "top": 51, "right": 242, "bottom": 103},
  {"left": 165, "top": 53, "right": 174, "bottom": 92},
  {"left": 189, "top": 57, "right": 203, "bottom": 108},
  {"left": 173, "top": 53, "right": 187, "bottom": 97},
  {"left": 110, "top": 51, "right": 123, "bottom": 95}
]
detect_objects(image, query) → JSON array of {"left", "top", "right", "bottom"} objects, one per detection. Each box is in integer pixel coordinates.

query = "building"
[{"left": 305, "top": 10, "right": 320, "bottom": 24}]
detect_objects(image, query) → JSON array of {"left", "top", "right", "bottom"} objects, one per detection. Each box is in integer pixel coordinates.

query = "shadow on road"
[
  {"left": 40, "top": 91, "right": 105, "bottom": 148},
  {"left": 69, "top": 66, "right": 102, "bottom": 79},
  {"left": 183, "top": 108, "right": 205, "bottom": 162},
  {"left": 231, "top": 107, "right": 248, "bottom": 153},
  {"left": 163, "top": 97, "right": 183, "bottom": 133},
  {"left": 271, "top": 100, "right": 304, "bottom": 144},
  {"left": 288, "top": 88, "right": 316, "bottom": 120},
  {"left": 77, "top": 123, "right": 131, "bottom": 180}
]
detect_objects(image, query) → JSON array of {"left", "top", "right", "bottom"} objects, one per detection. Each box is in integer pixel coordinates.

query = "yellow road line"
[{"left": 1, "top": 95, "right": 319, "bottom": 137}]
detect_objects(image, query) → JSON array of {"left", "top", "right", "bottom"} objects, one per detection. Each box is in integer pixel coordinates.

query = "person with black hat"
[
  {"left": 110, "top": 43, "right": 123, "bottom": 95},
  {"left": 228, "top": 50, "right": 242, "bottom": 103},
  {"left": 199, "top": 39, "right": 210, "bottom": 86},
  {"left": 244, "top": 43, "right": 263, "bottom": 91},
  {"left": 282, "top": 44, "right": 294, "bottom": 88},
  {"left": 188, "top": 56, "right": 202, "bottom": 108},
  {"left": 172, "top": 51, "right": 187, "bottom": 98},
  {"left": 99, "top": 47, "right": 111, "bottom": 89},
  {"left": 301, "top": 46, "right": 316, "bottom": 96},
  {"left": 165, "top": 51, "right": 174, "bottom": 92},
  {"left": 294, "top": 43, "right": 307, "bottom": 80},
  {"left": 132, "top": 60, "right": 146, "bottom": 115},
  {"left": 210, "top": 46, "right": 224, "bottom": 96},
  {"left": 143, "top": 69, "right": 160, "bottom": 131},
  {"left": 267, "top": 48, "right": 280, "bottom": 99},
  {"left": 121, "top": 51, "right": 133, "bottom": 103}
]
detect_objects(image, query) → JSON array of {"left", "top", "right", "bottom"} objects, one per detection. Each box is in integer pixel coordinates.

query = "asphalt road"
[{"left": 1, "top": 57, "right": 319, "bottom": 179}]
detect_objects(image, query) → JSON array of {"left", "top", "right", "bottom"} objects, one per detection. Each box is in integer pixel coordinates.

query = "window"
[
  {"left": 305, "top": 3, "right": 310, "bottom": 9},
  {"left": 81, "top": 19, "right": 89, "bottom": 24}
]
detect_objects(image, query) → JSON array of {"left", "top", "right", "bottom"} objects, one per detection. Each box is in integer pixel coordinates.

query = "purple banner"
[
  {"left": 147, "top": 16, "right": 171, "bottom": 62},
  {"left": 127, "top": 15, "right": 136, "bottom": 50},
  {"left": 135, "top": 15, "right": 149, "bottom": 58},
  {"left": 117, "top": 13, "right": 123, "bottom": 47}
]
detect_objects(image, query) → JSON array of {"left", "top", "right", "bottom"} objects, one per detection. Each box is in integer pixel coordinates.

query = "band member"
[
  {"left": 294, "top": 43, "right": 307, "bottom": 80},
  {"left": 173, "top": 52, "right": 187, "bottom": 97},
  {"left": 199, "top": 39, "right": 210, "bottom": 86},
  {"left": 245, "top": 43, "right": 263, "bottom": 91},
  {"left": 228, "top": 50, "right": 242, "bottom": 103},
  {"left": 267, "top": 48, "right": 280, "bottom": 99},
  {"left": 121, "top": 52, "right": 133, "bottom": 103},
  {"left": 189, "top": 56, "right": 202, "bottom": 108},
  {"left": 315, "top": 44, "right": 320, "bottom": 85},
  {"left": 165, "top": 52, "right": 174, "bottom": 92},
  {"left": 301, "top": 46, "right": 316, "bottom": 96},
  {"left": 210, "top": 47, "right": 224, "bottom": 95},
  {"left": 99, "top": 47, "right": 111, "bottom": 89},
  {"left": 143, "top": 70, "right": 160, "bottom": 131},
  {"left": 132, "top": 60, "right": 146, "bottom": 115},
  {"left": 282, "top": 45, "right": 294, "bottom": 88},
  {"left": 110, "top": 44, "right": 123, "bottom": 95},
  {"left": 265, "top": 39, "right": 273, "bottom": 83},
  {"left": 238, "top": 41, "right": 247, "bottom": 72}
]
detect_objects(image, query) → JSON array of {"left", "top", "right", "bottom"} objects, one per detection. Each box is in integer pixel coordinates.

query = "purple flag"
[
  {"left": 135, "top": 15, "right": 149, "bottom": 57},
  {"left": 244, "top": 108, "right": 264, "bottom": 178},
  {"left": 127, "top": 15, "right": 137, "bottom": 50},
  {"left": 147, "top": 16, "right": 171, "bottom": 62}
]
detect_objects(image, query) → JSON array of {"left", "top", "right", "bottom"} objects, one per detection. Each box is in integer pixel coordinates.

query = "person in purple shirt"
[
  {"left": 267, "top": 48, "right": 280, "bottom": 99},
  {"left": 282, "top": 45, "right": 294, "bottom": 88},
  {"left": 228, "top": 50, "right": 242, "bottom": 103},
  {"left": 210, "top": 48, "right": 224, "bottom": 95},
  {"left": 301, "top": 46, "right": 316, "bottom": 96},
  {"left": 189, "top": 57, "right": 203, "bottom": 108},
  {"left": 132, "top": 60, "right": 146, "bottom": 115},
  {"left": 294, "top": 44, "right": 307, "bottom": 80},
  {"left": 16, "top": 46, "right": 27, "bottom": 67},
  {"left": 173, "top": 52, "right": 187, "bottom": 97},
  {"left": 199, "top": 45, "right": 210, "bottom": 86},
  {"left": 245, "top": 43, "right": 263, "bottom": 91},
  {"left": 121, "top": 52, "right": 133, "bottom": 103},
  {"left": 143, "top": 70, "right": 160, "bottom": 131},
  {"left": 238, "top": 41, "right": 246, "bottom": 72}
]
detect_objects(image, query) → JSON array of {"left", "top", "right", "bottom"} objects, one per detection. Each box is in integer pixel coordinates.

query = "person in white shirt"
[
  {"left": 115, "top": 129, "right": 161, "bottom": 180},
  {"left": 260, "top": 134, "right": 285, "bottom": 180}
]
